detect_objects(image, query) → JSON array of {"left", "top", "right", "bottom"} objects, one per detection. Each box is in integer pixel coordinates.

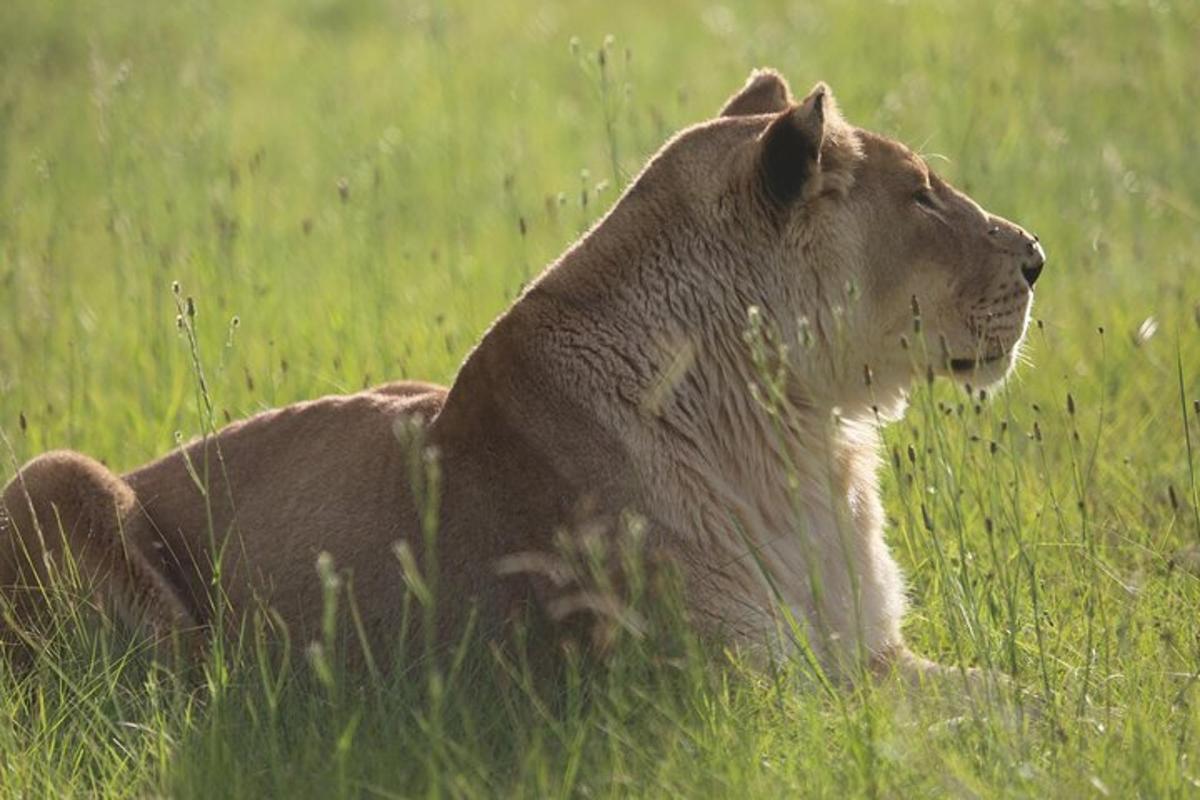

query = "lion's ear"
[
  {"left": 720, "top": 68, "right": 793, "bottom": 117},
  {"left": 759, "top": 82, "right": 830, "bottom": 205}
]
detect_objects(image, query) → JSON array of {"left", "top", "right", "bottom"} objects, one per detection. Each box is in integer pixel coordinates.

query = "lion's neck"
[
  {"left": 519, "top": 221, "right": 892, "bottom": 540},
  {"left": 459, "top": 193, "right": 910, "bottom": 659},
  {"left": 457, "top": 216, "right": 909, "bottom": 657}
]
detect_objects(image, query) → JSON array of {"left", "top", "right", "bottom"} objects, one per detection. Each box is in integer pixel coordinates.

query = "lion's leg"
[
  {"left": 869, "top": 645, "right": 1015, "bottom": 708},
  {"left": 0, "top": 450, "right": 202, "bottom": 657}
]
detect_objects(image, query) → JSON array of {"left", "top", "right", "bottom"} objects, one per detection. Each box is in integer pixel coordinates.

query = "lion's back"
[{"left": 123, "top": 385, "right": 448, "bottom": 641}]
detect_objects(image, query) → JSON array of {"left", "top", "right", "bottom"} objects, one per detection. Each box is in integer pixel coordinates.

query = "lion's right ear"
[
  {"left": 720, "top": 68, "right": 793, "bottom": 117},
  {"left": 758, "top": 83, "right": 829, "bottom": 206}
]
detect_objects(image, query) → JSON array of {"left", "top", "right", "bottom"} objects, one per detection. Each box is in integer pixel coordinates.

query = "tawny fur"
[{"left": 0, "top": 69, "right": 1044, "bottom": 684}]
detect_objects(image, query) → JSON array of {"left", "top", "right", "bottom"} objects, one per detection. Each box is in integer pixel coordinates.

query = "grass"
[{"left": 2, "top": 0, "right": 1200, "bottom": 796}]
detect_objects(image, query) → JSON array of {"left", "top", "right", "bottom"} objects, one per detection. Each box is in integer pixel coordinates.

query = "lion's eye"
[{"left": 914, "top": 188, "right": 938, "bottom": 210}]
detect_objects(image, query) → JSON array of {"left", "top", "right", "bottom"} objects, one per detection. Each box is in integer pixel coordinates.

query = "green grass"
[{"left": 3, "top": 0, "right": 1200, "bottom": 796}]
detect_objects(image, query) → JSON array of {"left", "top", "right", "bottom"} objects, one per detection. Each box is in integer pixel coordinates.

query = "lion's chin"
[{"left": 946, "top": 349, "right": 1018, "bottom": 386}]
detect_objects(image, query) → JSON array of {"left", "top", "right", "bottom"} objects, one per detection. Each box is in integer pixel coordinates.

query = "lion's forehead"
[{"left": 856, "top": 132, "right": 930, "bottom": 183}]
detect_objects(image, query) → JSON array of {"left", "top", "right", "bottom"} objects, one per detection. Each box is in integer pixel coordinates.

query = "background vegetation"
[{"left": 1, "top": 0, "right": 1199, "bottom": 796}]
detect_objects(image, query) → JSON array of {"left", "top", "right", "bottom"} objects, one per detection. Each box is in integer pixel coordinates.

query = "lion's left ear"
[
  {"left": 758, "top": 82, "right": 830, "bottom": 205},
  {"left": 720, "top": 68, "right": 793, "bottom": 117}
]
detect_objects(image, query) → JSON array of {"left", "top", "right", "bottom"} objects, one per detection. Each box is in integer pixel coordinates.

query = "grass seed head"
[
  {"left": 797, "top": 316, "right": 814, "bottom": 349},
  {"left": 1133, "top": 316, "right": 1158, "bottom": 347}
]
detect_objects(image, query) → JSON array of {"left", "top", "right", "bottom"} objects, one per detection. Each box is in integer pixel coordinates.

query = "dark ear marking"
[
  {"left": 760, "top": 83, "right": 828, "bottom": 206},
  {"left": 720, "top": 68, "right": 793, "bottom": 117}
]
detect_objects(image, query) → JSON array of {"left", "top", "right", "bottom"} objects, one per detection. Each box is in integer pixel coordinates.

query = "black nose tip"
[{"left": 1021, "top": 239, "right": 1046, "bottom": 287}]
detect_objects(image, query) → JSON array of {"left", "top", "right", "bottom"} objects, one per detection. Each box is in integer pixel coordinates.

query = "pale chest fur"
[{"left": 629, "top": 401, "right": 907, "bottom": 672}]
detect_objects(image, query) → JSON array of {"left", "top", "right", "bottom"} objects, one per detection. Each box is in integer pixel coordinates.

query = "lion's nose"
[{"left": 1021, "top": 238, "right": 1045, "bottom": 287}]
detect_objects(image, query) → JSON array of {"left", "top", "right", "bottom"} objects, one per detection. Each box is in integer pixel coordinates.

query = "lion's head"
[{"left": 626, "top": 68, "right": 1045, "bottom": 411}]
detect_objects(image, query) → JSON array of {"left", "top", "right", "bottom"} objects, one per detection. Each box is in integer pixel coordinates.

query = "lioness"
[{"left": 1, "top": 69, "right": 1044, "bottom": 685}]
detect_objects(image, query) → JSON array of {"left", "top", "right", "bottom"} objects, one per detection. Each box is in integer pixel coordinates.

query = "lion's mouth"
[{"left": 949, "top": 353, "right": 1009, "bottom": 372}]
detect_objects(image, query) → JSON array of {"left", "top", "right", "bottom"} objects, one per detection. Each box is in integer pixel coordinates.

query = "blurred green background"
[{"left": 1, "top": 1, "right": 1199, "bottom": 796}]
